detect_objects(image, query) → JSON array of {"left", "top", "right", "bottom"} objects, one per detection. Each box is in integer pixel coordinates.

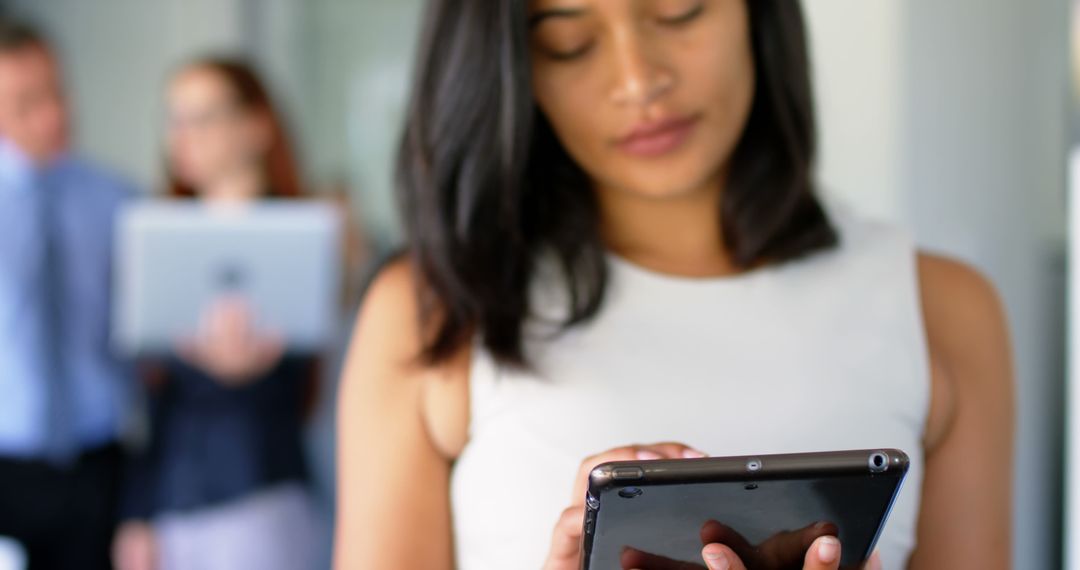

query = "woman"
[
  {"left": 336, "top": 1, "right": 1014, "bottom": 568},
  {"left": 113, "top": 58, "right": 320, "bottom": 570}
]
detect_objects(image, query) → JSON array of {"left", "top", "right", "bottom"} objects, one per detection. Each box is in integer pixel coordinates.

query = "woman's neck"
[
  {"left": 202, "top": 166, "right": 264, "bottom": 205},
  {"left": 597, "top": 180, "right": 736, "bottom": 278}
]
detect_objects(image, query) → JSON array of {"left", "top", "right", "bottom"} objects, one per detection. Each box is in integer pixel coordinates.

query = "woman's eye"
[
  {"left": 544, "top": 41, "right": 595, "bottom": 62},
  {"left": 658, "top": 3, "right": 705, "bottom": 26}
]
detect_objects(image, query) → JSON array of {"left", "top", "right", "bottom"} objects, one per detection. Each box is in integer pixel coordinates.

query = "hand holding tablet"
[
  {"left": 174, "top": 296, "right": 286, "bottom": 386},
  {"left": 544, "top": 446, "right": 906, "bottom": 570}
]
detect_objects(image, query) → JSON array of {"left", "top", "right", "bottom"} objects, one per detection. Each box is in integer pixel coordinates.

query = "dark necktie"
[{"left": 38, "top": 171, "right": 75, "bottom": 464}]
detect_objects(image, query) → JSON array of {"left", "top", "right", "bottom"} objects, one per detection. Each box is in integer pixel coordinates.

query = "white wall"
[
  {"left": 1065, "top": 3, "right": 1080, "bottom": 568},
  {"left": 805, "top": 1, "right": 1069, "bottom": 568},
  {"left": 803, "top": 1, "right": 906, "bottom": 225},
  {"left": 295, "top": 0, "right": 425, "bottom": 244},
  {"left": 1068, "top": 147, "right": 1080, "bottom": 569},
  {"left": 8, "top": 0, "right": 249, "bottom": 191},
  {"left": 903, "top": 2, "right": 1068, "bottom": 569}
]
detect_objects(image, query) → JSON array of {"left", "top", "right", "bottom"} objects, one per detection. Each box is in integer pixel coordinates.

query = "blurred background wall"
[
  {"left": 900, "top": 3, "right": 1068, "bottom": 570},
  {"left": 2, "top": 1, "right": 1068, "bottom": 568},
  {"left": 808, "top": 2, "right": 1069, "bottom": 569}
]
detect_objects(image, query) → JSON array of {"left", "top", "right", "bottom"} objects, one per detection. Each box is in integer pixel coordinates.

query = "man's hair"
[{"left": 0, "top": 18, "right": 47, "bottom": 54}]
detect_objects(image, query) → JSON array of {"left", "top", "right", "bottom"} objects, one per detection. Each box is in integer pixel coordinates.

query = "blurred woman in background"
[{"left": 113, "top": 57, "right": 320, "bottom": 570}]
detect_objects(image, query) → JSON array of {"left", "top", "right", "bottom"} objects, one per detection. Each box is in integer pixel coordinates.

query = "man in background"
[{"left": 0, "top": 18, "right": 135, "bottom": 570}]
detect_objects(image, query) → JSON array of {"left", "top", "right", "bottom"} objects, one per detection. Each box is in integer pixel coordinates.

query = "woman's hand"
[
  {"left": 175, "top": 296, "right": 284, "bottom": 386},
  {"left": 542, "top": 443, "right": 708, "bottom": 570},
  {"left": 543, "top": 444, "right": 884, "bottom": 570},
  {"left": 112, "top": 520, "right": 157, "bottom": 570},
  {"left": 624, "top": 533, "right": 884, "bottom": 570},
  {"left": 700, "top": 536, "right": 882, "bottom": 570}
]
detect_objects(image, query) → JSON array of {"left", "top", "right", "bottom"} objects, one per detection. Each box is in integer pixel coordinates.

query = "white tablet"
[{"left": 113, "top": 200, "right": 343, "bottom": 355}]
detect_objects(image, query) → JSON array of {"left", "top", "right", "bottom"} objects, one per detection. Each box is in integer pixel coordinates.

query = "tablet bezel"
[{"left": 581, "top": 448, "right": 909, "bottom": 570}]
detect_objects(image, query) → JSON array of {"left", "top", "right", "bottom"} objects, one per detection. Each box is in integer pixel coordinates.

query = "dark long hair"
[
  {"left": 167, "top": 57, "right": 304, "bottom": 199},
  {"left": 399, "top": 0, "right": 836, "bottom": 367}
]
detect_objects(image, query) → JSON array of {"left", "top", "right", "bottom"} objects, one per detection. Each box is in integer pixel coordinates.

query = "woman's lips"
[{"left": 615, "top": 115, "right": 701, "bottom": 158}]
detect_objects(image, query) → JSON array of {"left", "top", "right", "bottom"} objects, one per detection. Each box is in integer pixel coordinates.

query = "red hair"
[{"left": 167, "top": 57, "right": 304, "bottom": 199}]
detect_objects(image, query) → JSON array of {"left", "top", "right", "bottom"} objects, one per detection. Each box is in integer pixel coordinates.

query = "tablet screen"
[{"left": 586, "top": 472, "right": 903, "bottom": 569}]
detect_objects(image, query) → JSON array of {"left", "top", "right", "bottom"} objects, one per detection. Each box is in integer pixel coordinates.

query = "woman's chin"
[{"left": 600, "top": 177, "right": 719, "bottom": 202}]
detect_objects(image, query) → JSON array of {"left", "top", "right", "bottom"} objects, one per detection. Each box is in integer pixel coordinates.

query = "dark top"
[{"left": 123, "top": 356, "right": 313, "bottom": 519}]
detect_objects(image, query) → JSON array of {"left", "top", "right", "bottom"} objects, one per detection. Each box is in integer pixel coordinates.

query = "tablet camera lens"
[
  {"left": 618, "top": 487, "right": 643, "bottom": 499},
  {"left": 869, "top": 451, "right": 890, "bottom": 473}
]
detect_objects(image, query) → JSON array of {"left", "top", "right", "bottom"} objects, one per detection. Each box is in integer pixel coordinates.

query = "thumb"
[
  {"left": 865, "top": 550, "right": 883, "bottom": 570},
  {"left": 701, "top": 544, "right": 748, "bottom": 570},
  {"left": 543, "top": 505, "right": 585, "bottom": 570},
  {"left": 802, "top": 536, "right": 841, "bottom": 570}
]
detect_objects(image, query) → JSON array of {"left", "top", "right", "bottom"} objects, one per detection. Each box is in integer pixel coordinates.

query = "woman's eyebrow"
[{"left": 528, "top": 7, "right": 587, "bottom": 29}]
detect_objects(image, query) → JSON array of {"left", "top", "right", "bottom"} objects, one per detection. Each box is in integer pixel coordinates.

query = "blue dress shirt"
[{"left": 0, "top": 139, "right": 135, "bottom": 459}]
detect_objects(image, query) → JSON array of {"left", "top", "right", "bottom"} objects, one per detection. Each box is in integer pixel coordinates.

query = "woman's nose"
[{"left": 608, "top": 29, "right": 675, "bottom": 107}]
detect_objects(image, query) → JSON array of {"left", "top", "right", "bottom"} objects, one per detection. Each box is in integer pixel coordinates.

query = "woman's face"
[
  {"left": 529, "top": 0, "right": 755, "bottom": 200},
  {"left": 166, "top": 67, "right": 268, "bottom": 193}
]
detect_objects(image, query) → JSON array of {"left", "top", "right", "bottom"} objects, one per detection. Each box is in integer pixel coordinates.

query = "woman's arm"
[
  {"left": 334, "top": 260, "right": 459, "bottom": 569},
  {"left": 909, "top": 254, "right": 1015, "bottom": 569}
]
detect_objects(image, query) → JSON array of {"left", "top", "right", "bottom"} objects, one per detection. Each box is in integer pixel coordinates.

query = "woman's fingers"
[
  {"left": 621, "top": 547, "right": 707, "bottom": 570},
  {"left": 571, "top": 446, "right": 638, "bottom": 504},
  {"left": 702, "top": 536, "right": 843, "bottom": 570},
  {"left": 253, "top": 332, "right": 285, "bottom": 365},
  {"left": 542, "top": 505, "right": 586, "bottom": 570},
  {"left": 865, "top": 551, "right": 883, "bottom": 570},
  {"left": 801, "top": 536, "right": 842, "bottom": 570},
  {"left": 701, "top": 544, "right": 748, "bottom": 570},
  {"left": 198, "top": 296, "right": 255, "bottom": 345},
  {"left": 645, "top": 442, "right": 708, "bottom": 460},
  {"left": 555, "top": 443, "right": 709, "bottom": 570},
  {"left": 754, "top": 521, "right": 838, "bottom": 568},
  {"left": 112, "top": 521, "right": 157, "bottom": 570},
  {"left": 570, "top": 443, "right": 706, "bottom": 505},
  {"left": 174, "top": 296, "right": 285, "bottom": 384},
  {"left": 698, "top": 520, "right": 756, "bottom": 563}
]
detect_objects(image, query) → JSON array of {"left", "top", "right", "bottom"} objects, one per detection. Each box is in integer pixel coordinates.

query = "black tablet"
[{"left": 581, "top": 449, "right": 909, "bottom": 570}]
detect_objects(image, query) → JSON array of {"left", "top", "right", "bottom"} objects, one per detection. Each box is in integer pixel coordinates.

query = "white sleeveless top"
[{"left": 451, "top": 207, "right": 930, "bottom": 569}]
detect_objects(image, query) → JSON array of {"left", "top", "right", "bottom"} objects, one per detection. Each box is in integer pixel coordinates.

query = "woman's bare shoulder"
[
  {"left": 916, "top": 252, "right": 1009, "bottom": 360},
  {"left": 335, "top": 256, "right": 464, "bottom": 569},
  {"left": 916, "top": 252, "right": 1013, "bottom": 450},
  {"left": 345, "top": 255, "right": 471, "bottom": 459}
]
